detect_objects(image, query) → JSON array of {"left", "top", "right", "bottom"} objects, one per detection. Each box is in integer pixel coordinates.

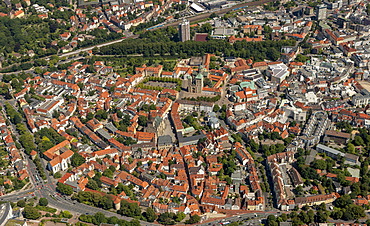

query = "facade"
[
  {"left": 316, "top": 4, "right": 327, "bottom": 20},
  {"left": 179, "top": 19, "right": 190, "bottom": 42},
  {"left": 183, "top": 73, "right": 203, "bottom": 93},
  {"left": 301, "top": 111, "right": 329, "bottom": 146},
  {"left": 267, "top": 63, "right": 289, "bottom": 84}
]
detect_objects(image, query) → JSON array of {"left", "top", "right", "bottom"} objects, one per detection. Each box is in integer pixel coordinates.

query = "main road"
[
  {"left": 0, "top": 0, "right": 273, "bottom": 73},
  {"left": 60, "top": 0, "right": 273, "bottom": 58},
  {"left": 0, "top": 152, "right": 157, "bottom": 225},
  {"left": 161, "top": 0, "right": 272, "bottom": 29}
]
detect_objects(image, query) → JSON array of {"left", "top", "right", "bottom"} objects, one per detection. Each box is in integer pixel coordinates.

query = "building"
[
  {"left": 301, "top": 111, "right": 329, "bottom": 146},
  {"left": 316, "top": 144, "right": 359, "bottom": 165},
  {"left": 352, "top": 89, "right": 370, "bottom": 107},
  {"left": 179, "top": 19, "right": 190, "bottom": 42},
  {"left": 183, "top": 73, "right": 203, "bottom": 93},
  {"left": 267, "top": 63, "right": 289, "bottom": 84},
  {"left": 323, "top": 130, "right": 350, "bottom": 144},
  {"left": 202, "top": 0, "right": 227, "bottom": 9},
  {"left": 295, "top": 193, "right": 337, "bottom": 208},
  {"left": 317, "top": 144, "right": 343, "bottom": 160},
  {"left": 316, "top": 4, "right": 327, "bottom": 20}
]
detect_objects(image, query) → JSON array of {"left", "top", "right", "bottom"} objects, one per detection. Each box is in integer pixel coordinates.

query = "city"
[{"left": 0, "top": 0, "right": 369, "bottom": 225}]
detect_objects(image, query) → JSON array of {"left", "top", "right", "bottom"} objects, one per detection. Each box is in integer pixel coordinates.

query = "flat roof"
[{"left": 316, "top": 144, "right": 344, "bottom": 157}]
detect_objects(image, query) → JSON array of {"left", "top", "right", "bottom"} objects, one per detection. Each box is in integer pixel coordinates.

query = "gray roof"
[
  {"left": 105, "top": 122, "right": 118, "bottom": 133},
  {"left": 178, "top": 133, "right": 206, "bottom": 145},
  {"left": 96, "top": 128, "right": 112, "bottom": 140},
  {"left": 316, "top": 144, "right": 345, "bottom": 157},
  {"left": 158, "top": 135, "right": 173, "bottom": 146}
]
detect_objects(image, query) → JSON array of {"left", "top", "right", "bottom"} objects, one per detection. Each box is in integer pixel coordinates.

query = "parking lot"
[{"left": 146, "top": 81, "right": 177, "bottom": 89}]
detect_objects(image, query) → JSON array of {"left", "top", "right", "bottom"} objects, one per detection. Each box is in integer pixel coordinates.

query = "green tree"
[
  {"left": 185, "top": 214, "right": 201, "bottom": 224},
  {"left": 334, "top": 195, "right": 353, "bottom": 208},
  {"left": 266, "top": 215, "right": 278, "bottom": 226},
  {"left": 60, "top": 210, "right": 73, "bottom": 218},
  {"left": 38, "top": 197, "right": 48, "bottom": 206},
  {"left": 138, "top": 115, "right": 148, "bottom": 127},
  {"left": 347, "top": 143, "right": 355, "bottom": 154},
  {"left": 71, "top": 153, "right": 86, "bottom": 167},
  {"left": 57, "top": 182, "right": 73, "bottom": 195},
  {"left": 86, "top": 180, "right": 100, "bottom": 190},
  {"left": 311, "top": 159, "right": 327, "bottom": 170},
  {"left": 175, "top": 212, "right": 186, "bottom": 222},
  {"left": 353, "top": 136, "right": 365, "bottom": 146},
  {"left": 54, "top": 172, "right": 62, "bottom": 179},
  {"left": 100, "top": 196, "right": 114, "bottom": 210},
  {"left": 144, "top": 207, "right": 157, "bottom": 222},
  {"left": 157, "top": 212, "right": 176, "bottom": 225},
  {"left": 23, "top": 206, "right": 41, "bottom": 220},
  {"left": 315, "top": 211, "right": 327, "bottom": 223},
  {"left": 330, "top": 209, "right": 343, "bottom": 220},
  {"left": 267, "top": 48, "right": 280, "bottom": 61},
  {"left": 103, "top": 169, "right": 114, "bottom": 179},
  {"left": 17, "top": 199, "right": 26, "bottom": 207},
  {"left": 342, "top": 204, "right": 365, "bottom": 221},
  {"left": 118, "top": 200, "right": 142, "bottom": 217},
  {"left": 213, "top": 104, "right": 220, "bottom": 112}
]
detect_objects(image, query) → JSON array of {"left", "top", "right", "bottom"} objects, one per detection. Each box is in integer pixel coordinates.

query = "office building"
[
  {"left": 316, "top": 4, "right": 327, "bottom": 20},
  {"left": 179, "top": 19, "right": 190, "bottom": 42}
]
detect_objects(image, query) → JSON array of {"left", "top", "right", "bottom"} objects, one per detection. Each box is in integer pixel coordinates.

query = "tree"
[
  {"left": 334, "top": 195, "right": 353, "bottom": 208},
  {"left": 60, "top": 210, "right": 73, "bottom": 218},
  {"left": 175, "top": 212, "right": 186, "bottom": 222},
  {"left": 342, "top": 204, "right": 365, "bottom": 221},
  {"left": 17, "top": 199, "right": 26, "bottom": 207},
  {"left": 71, "top": 153, "right": 86, "bottom": 167},
  {"left": 311, "top": 159, "right": 327, "bottom": 170},
  {"left": 267, "top": 48, "right": 280, "bottom": 61},
  {"left": 86, "top": 180, "right": 100, "bottom": 190},
  {"left": 266, "top": 215, "right": 278, "bottom": 226},
  {"left": 77, "top": 82, "right": 84, "bottom": 90},
  {"left": 213, "top": 104, "right": 220, "bottom": 112},
  {"left": 103, "top": 169, "right": 114, "bottom": 179},
  {"left": 39, "top": 197, "right": 48, "bottom": 206},
  {"left": 315, "top": 211, "right": 327, "bottom": 223},
  {"left": 353, "top": 136, "right": 365, "bottom": 146},
  {"left": 209, "top": 12, "right": 217, "bottom": 18},
  {"left": 95, "top": 109, "right": 108, "bottom": 121},
  {"left": 295, "top": 54, "right": 310, "bottom": 63},
  {"left": 144, "top": 207, "right": 157, "bottom": 222},
  {"left": 94, "top": 212, "right": 107, "bottom": 225},
  {"left": 157, "top": 212, "right": 176, "bottom": 225},
  {"left": 330, "top": 209, "right": 343, "bottom": 220},
  {"left": 23, "top": 206, "right": 41, "bottom": 220},
  {"left": 185, "top": 214, "right": 201, "bottom": 224},
  {"left": 138, "top": 115, "right": 148, "bottom": 127},
  {"left": 100, "top": 196, "right": 114, "bottom": 210},
  {"left": 119, "top": 200, "right": 142, "bottom": 217},
  {"left": 54, "top": 172, "right": 62, "bottom": 179},
  {"left": 57, "top": 182, "right": 73, "bottom": 195},
  {"left": 347, "top": 143, "right": 356, "bottom": 154}
]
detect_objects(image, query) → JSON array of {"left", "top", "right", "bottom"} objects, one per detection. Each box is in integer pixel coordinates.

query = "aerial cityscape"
[{"left": 0, "top": 0, "right": 370, "bottom": 225}]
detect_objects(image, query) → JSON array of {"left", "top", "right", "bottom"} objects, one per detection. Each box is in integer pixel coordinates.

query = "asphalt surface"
[
  {"left": 0, "top": 0, "right": 278, "bottom": 224},
  {"left": 158, "top": 0, "right": 273, "bottom": 30},
  {"left": 0, "top": 155, "right": 157, "bottom": 225},
  {"left": 0, "top": 0, "right": 273, "bottom": 74},
  {"left": 199, "top": 211, "right": 281, "bottom": 226}
]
